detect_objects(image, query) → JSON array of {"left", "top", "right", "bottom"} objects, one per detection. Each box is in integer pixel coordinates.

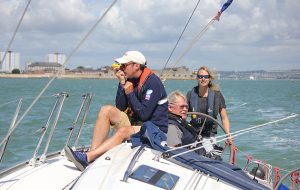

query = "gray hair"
[{"left": 168, "top": 90, "right": 186, "bottom": 104}]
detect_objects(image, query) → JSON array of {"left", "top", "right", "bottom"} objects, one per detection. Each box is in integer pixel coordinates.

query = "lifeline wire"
[
  {"left": 0, "top": 99, "right": 20, "bottom": 108},
  {"left": 0, "top": 0, "right": 118, "bottom": 148},
  {"left": 0, "top": 0, "right": 32, "bottom": 66},
  {"left": 160, "top": 0, "right": 202, "bottom": 76},
  {"left": 0, "top": 96, "right": 54, "bottom": 108}
]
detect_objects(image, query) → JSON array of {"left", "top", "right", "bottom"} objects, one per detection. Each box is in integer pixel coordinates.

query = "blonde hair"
[{"left": 197, "top": 66, "right": 219, "bottom": 91}]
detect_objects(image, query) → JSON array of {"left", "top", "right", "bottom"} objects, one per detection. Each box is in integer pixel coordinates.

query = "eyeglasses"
[
  {"left": 179, "top": 104, "right": 188, "bottom": 109},
  {"left": 197, "top": 75, "right": 209, "bottom": 79},
  {"left": 171, "top": 103, "right": 189, "bottom": 109}
]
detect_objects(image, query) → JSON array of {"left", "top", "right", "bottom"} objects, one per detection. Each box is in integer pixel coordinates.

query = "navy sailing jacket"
[{"left": 115, "top": 73, "right": 168, "bottom": 133}]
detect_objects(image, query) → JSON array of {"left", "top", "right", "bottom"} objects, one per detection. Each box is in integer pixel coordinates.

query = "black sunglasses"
[
  {"left": 120, "top": 62, "right": 134, "bottom": 69},
  {"left": 197, "top": 75, "right": 209, "bottom": 79}
]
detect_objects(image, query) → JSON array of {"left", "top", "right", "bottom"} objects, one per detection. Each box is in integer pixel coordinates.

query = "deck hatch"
[{"left": 129, "top": 165, "right": 179, "bottom": 190}]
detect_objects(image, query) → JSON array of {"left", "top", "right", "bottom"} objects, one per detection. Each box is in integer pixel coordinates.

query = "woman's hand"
[{"left": 225, "top": 133, "right": 233, "bottom": 145}]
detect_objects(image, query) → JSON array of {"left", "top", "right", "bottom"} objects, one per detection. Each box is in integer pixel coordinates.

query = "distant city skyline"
[{"left": 0, "top": 0, "right": 299, "bottom": 71}]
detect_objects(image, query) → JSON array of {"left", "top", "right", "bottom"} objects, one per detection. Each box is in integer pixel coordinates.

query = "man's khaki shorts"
[
  {"left": 111, "top": 111, "right": 131, "bottom": 129},
  {"left": 111, "top": 111, "right": 141, "bottom": 134}
]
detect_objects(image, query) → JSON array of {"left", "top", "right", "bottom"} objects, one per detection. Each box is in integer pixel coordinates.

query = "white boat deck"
[
  {"left": 72, "top": 143, "right": 237, "bottom": 190},
  {"left": 0, "top": 143, "right": 249, "bottom": 190},
  {"left": 0, "top": 153, "right": 81, "bottom": 190}
]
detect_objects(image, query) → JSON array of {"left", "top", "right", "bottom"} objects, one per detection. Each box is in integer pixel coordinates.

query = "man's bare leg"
[
  {"left": 90, "top": 105, "right": 124, "bottom": 150},
  {"left": 87, "top": 125, "right": 140, "bottom": 162}
]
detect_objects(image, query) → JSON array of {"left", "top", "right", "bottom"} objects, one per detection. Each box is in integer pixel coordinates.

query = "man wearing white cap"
[{"left": 65, "top": 50, "right": 168, "bottom": 171}]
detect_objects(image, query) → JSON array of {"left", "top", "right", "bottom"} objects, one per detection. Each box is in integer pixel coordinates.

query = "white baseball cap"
[{"left": 114, "top": 51, "right": 146, "bottom": 65}]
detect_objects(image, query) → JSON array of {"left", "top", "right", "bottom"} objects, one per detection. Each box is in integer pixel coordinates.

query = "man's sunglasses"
[{"left": 120, "top": 62, "right": 134, "bottom": 69}]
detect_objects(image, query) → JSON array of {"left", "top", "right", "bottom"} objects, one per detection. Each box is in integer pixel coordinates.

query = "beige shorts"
[
  {"left": 112, "top": 111, "right": 131, "bottom": 129},
  {"left": 111, "top": 111, "right": 141, "bottom": 134}
]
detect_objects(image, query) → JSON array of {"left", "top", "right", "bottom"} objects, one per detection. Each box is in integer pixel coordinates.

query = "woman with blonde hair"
[{"left": 187, "top": 66, "right": 232, "bottom": 145}]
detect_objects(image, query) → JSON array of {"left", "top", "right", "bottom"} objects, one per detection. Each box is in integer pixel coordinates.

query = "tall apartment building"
[
  {"left": 0, "top": 51, "right": 20, "bottom": 73},
  {"left": 47, "top": 53, "right": 66, "bottom": 65}
]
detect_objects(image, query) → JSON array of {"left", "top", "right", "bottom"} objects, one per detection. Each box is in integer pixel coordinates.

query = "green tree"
[{"left": 11, "top": 68, "right": 21, "bottom": 74}]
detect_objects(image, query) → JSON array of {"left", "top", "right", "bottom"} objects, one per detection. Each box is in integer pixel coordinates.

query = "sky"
[{"left": 0, "top": 0, "right": 299, "bottom": 71}]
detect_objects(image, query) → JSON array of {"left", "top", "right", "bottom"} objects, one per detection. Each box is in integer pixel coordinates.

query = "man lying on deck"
[{"left": 64, "top": 50, "right": 168, "bottom": 171}]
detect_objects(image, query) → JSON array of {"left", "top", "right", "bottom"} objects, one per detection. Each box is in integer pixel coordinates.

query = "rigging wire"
[
  {"left": 162, "top": 18, "right": 215, "bottom": 79},
  {"left": 0, "top": 0, "right": 32, "bottom": 66},
  {"left": 0, "top": 0, "right": 118, "bottom": 148},
  {"left": 161, "top": 0, "right": 234, "bottom": 80},
  {"left": 160, "top": 0, "right": 202, "bottom": 76}
]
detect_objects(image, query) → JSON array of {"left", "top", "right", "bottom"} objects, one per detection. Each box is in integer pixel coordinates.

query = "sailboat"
[
  {"left": 1, "top": 110, "right": 298, "bottom": 189},
  {"left": 1, "top": 1, "right": 299, "bottom": 190},
  {"left": 0, "top": 108, "right": 280, "bottom": 190}
]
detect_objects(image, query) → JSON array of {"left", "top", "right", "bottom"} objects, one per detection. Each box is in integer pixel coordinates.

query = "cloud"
[
  {"left": 23, "top": 0, "right": 95, "bottom": 34},
  {"left": 0, "top": 0, "right": 299, "bottom": 71}
]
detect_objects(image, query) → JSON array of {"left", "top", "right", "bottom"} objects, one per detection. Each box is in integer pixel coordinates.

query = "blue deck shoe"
[{"left": 64, "top": 146, "right": 88, "bottom": 171}]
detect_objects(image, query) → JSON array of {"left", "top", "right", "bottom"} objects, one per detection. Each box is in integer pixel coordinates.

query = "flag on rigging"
[{"left": 213, "top": 0, "right": 233, "bottom": 21}]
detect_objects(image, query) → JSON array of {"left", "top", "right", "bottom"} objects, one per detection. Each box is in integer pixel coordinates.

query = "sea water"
[{"left": 0, "top": 78, "right": 299, "bottom": 176}]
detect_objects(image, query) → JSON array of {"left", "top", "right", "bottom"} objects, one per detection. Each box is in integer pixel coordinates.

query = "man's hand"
[
  {"left": 115, "top": 69, "right": 126, "bottom": 85},
  {"left": 123, "top": 81, "right": 134, "bottom": 94}
]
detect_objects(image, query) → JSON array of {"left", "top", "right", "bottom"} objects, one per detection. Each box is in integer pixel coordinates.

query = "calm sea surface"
[{"left": 0, "top": 78, "right": 299, "bottom": 175}]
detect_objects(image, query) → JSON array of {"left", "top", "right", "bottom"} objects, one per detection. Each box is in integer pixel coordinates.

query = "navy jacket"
[{"left": 115, "top": 73, "right": 168, "bottom": 132}]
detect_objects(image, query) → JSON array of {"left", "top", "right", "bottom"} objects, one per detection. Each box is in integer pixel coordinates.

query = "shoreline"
[
  {"left": 1, "top": 74, "right": 299, "bottom": 80},
  {"left": 0, "top": 73, "right": 112, "bottom": 79},
  {"left": 0, "top": 73, "right": 195, "bottom": 80}
]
